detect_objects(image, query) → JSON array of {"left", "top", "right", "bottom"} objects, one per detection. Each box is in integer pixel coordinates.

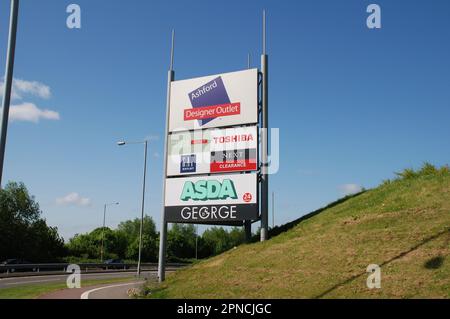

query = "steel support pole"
[
  {"left": 101, "top": 204, "right": 106, "bottom": 262},
  {"left": 0, "top": 0, "right": 19, "bottom": 188},
  {"left": 158, "top": 30, "right": 175, "bottom": 282},
  {"left": 260, "top": 11, "right": 269, "bottom": 242},
  {"left": 158, "top": 69, "right": 174, "bottom": 282},
  {"left": 195, "top": 225, "right": 198, "bottom": 260},
  {"left": 244, "top": 220, "right": 252, "bottom": 243},
  {"left": 137, "top": 140, "right": 148, "bottom": 277},
  {"left": 272, "top": 191, "right": 275, "bottom": 228}
]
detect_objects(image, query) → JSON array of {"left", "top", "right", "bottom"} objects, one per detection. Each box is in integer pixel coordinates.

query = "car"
[
  {"left": 103, "top": 259, "right": 129, "bottom": 270},
  {"left": 0, "top": 259, "right": 37, "bottom": 273}
]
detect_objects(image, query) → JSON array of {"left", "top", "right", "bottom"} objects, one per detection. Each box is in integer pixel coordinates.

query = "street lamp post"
[
  {"left": 117, "top": 140, "right": 148, "bottom": 277},
  {"left": 101, "top": 202, "right": 119, "bottom": 262},
  {"left": 0, "top": 0, "right": 20, "bottom": 188}
]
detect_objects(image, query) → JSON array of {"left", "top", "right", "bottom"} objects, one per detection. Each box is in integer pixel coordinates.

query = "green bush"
[{"left": 394, "top": 163, "right": 448, "bottom": 181}]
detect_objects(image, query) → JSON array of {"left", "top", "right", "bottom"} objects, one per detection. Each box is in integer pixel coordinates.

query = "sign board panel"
[
  {"left": 169, "top": 69, "right": 258, "bottom": 132},
  {"left": 164, "top": 173, "right": 258, "bottom": 223},
  {"left": 167, "top": 126, "right": 258, "bottom": 176}
]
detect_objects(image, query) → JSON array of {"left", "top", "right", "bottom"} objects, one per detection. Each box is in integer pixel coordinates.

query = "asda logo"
[{"left": 180, "top": 179, "right": 237, "bottom": 201}]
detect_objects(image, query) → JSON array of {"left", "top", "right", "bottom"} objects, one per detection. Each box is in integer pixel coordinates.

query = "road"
[
  {"left": 0, "top": 266, "right": 182, "bottom": 299},
  {"left": 0, "top": 270, "right": 155, "bottom": 290}
]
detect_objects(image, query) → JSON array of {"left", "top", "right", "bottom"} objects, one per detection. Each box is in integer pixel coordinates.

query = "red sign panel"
[
  {"left": 210, "top": 160, "right": 257, "bottom": 173},
  {"left": 184, "top": 103, "right": 241, "bottom": 121}
]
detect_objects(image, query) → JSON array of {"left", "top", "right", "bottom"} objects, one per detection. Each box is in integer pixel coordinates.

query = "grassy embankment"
[{"left": 143, "top": 164, "right": 450, "bottom": 298}]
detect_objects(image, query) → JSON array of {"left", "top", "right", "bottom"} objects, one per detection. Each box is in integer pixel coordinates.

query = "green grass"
[
  {"left": 143, "top": 164, "right": 450, "bottom": 298},
  {"left": 0, "top": 276, "right": 135, "bottom": 299}
]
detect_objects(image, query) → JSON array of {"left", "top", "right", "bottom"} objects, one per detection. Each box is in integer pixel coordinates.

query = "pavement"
[{"left": 40, "top": 280, "right": 147, "bottom": 299}]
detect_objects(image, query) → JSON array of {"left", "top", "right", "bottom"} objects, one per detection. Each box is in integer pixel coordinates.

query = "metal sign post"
[
  {"left": 158, "top": 30, "right": 175, "bottom": 283},
  {"left": 0, "top": 0, "right": 20, "bottom": 188},
  {"left": 260, "top": 10, "right": 269, "bottom": 241}
]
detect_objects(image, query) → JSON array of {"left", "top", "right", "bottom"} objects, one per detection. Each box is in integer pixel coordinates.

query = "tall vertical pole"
[
  {"left": 272, "top": 191, "right": 275, "bottom": 228},
  {"left": 137, "top": 140, "right": 148, "bottom": 277},
  {"left": 260, "top": 10, "right": 269, "bottom": 241},
  {"left": 195, "top": 225, "right": 198, "bottom": 260},
  {"left": 244, "top": 220, "right": 252, "bottom": 243},
  {"left": 158, "top": 30, "right": 175, "bottom": 282},
  {"left": 0, "top": 0, "right": 19, "bottom": 188},
  {"left": 101, "top": 204, "right": 106, "bottom": 262}
]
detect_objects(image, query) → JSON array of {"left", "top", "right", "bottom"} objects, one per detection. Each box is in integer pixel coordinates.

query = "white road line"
[
  {"left": 4, "top": 278, "right": 59, "bottom": 285},
  {"left": 80, "top": 281, "right": 145, "bottom": 299},
  {"left": 0, "top": 271, "right": 155, "bottom": 282}
]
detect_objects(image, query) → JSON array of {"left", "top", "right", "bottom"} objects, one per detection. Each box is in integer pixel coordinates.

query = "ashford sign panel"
[
  {"left": 169, "top": 69, "right": 258, "bottom": 132},
  {"left": 167, "top": 125, "right": 258, "bottom": 176},
  {"left": 164, "top": 173, "right": 258, "bottom": 223}
]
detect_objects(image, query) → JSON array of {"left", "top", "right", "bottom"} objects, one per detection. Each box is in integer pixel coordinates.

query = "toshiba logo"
[{"left": 213, "top": 134, "right": 254, "bottom": 144}]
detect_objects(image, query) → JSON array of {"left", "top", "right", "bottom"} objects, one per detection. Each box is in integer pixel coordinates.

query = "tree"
[
  {"left": 66, "top": 232, "right": 99, "bottom": 259},
  {"left": 167, "top": 224, "right": 196, "bottom": 260},
  {"left": 200, "top": 227, "right": 245, "bottom": 258},
  {"left": 0, "top": 182, "right": 66, "bottom": 262},
  {"left": 66, "top": 227, "right": 129, "bottom": 260},
  {"left": 117, "top": 216, "right": 158, "bottom": 261}
]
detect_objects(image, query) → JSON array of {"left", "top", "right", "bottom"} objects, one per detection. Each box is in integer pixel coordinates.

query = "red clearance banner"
[
  {"left": 210, "top": 160, "right": 257, "bottom": 173},
  {"left": 210, "top": 148, "right": 257, "bottom": 173},
  {"left": 184, "top": 103, "right": 241, "bottom": 121}
]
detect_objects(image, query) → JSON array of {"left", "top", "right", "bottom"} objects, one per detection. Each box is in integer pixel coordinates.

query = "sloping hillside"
[{"left": 145, "top": 165, "right": 450, "bottom": 298}]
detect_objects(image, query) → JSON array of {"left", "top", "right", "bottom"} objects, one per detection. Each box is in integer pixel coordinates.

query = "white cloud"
[
  {"left": 0, "top": 78, "right": 51, "bottom": 100},
  {"left": 0, "top": 78, "right": 58, "bottom": 123},
  {"left": 56, "top": 193, "right": 91, "bottom": 207},
  {"left": 338, "top": 184, "right": 363, "bottom": 196},
  {"left": 9, "top": 102, "right": 60, "bottom": 123}
]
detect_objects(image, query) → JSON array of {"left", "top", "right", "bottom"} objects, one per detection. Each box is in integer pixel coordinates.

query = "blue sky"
[{"left": 1, "top": 0, "right": 449, "bottom": 240}]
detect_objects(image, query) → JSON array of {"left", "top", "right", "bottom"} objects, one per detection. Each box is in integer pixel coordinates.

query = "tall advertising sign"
[{"left": 160, "top": 13, "right": 269, "bottom": 283}]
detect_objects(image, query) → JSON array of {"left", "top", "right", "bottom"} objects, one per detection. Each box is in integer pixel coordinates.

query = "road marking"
[
  {"left": 4, "top": 278, "right": 59, "bottom": 285},
  {"left": 0, "top": 271, "right": 155, "bottom": 282},
  {"left": 80, "top": 281, "right": 145, "bottom": 299}
]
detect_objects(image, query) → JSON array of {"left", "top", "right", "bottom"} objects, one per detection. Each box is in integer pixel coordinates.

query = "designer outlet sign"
[
  {"left": 167, "top": 126, "right": 258, "bottom": 176},
  {"left": 164, "top": 173, "right": 258, "bottom": 223},
  {"left": 169, "top": 69, "right": 258, "bottom": 132}
]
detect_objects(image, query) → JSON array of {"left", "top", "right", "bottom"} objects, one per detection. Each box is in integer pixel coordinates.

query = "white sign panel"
[
  {"left": 169, "top": 68, "right": 258, "bottom": 132},
  {"left": 167, "top": 126, "right": 258, "bottom": 176},
  {"left": 164, "top": 173, "right": 258, "bottom": 223}
]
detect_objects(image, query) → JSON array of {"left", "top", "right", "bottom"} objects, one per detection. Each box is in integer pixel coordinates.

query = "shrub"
[
  {"left": 439, "top": 165, "right": 450, "bottom": 176},
  {"left": 395, "top": 168, "right": 418, "bottom": 179},
  {"left": 418, "top": 162, "right": 438, "bottom": 176}
]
